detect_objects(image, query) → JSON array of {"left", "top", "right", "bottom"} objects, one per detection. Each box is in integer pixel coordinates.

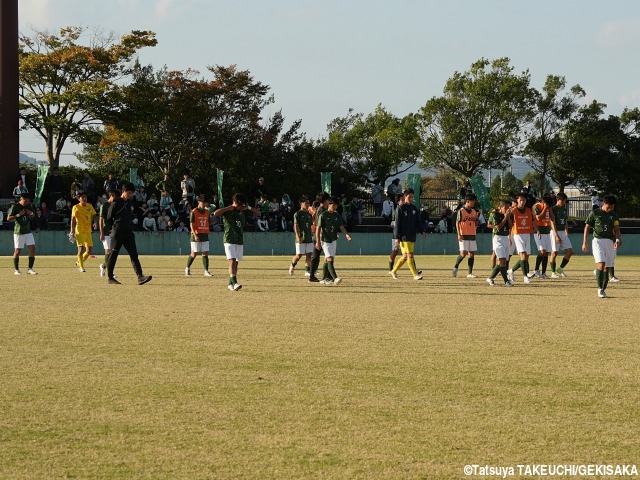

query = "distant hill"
[{"left": 19, "top": 153, "right": 39, "bottom": 166}]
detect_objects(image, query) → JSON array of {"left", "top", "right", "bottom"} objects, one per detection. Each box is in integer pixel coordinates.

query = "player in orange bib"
[
  {"left": 452, "top": 193, "right": 479, "bottom": 278},
  {"left": 185, "top": 195, "right": 212, "bottom": 277},
  {"left": 506, "top": 192, "right": 539, "bottom": 284}
]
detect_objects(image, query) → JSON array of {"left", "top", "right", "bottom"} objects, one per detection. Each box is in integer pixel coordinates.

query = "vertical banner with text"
[
  {"left": 129, "top": 168, "right": 138, "bottom": 185},
  {"left": 34, "top": 164, "right": 49, "bottom": 206},
  {"left": 321, "top": 172, "right": 332, "bottom": 195},
  {"left": 217, "top": 169, "right": 224, "bottom": 207},
  {"left": 406, "top": 173, "right": 421, "bottom": 209},
  {"left": 469, "top": 175, "right": 491, "bottom": 213}
]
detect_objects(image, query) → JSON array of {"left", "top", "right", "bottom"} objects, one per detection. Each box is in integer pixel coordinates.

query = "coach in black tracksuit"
[{"left": 106, "top": 182, "right": 152, "bottom": 285}]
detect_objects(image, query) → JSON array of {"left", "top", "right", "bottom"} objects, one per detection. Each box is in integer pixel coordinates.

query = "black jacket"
[{"left": 107, "top": 197, "right": 135, "bottom": 234}]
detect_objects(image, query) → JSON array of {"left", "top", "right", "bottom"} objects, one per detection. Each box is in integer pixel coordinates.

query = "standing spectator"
[
  {"left": 47, "top": 167, "right": 64, "bottom": 208},
  {"left": 185, "top": 195, "right": 213, "bottom": 277},
  {"left": 103, "top": 172, "right": 120, "bottom": 194},
  {"left": 253, "top": 176, "right": 268, "bottom": 206},
  {"left": 105, "top": 182, "right": 152, "bottom": 285},
  {"left": 16, "top": 167, "right": 30, "bottom": 192},
  {"left": 7, "top": 193, "right": 38, "bottom": 275},
  {"left": 381, "top": 194, "right": 395, "bottom": 224},
  {"left": 32, "top": 207, "right": 48, "bottom": 232},
  {"left": 159, "top": 190, "right": 173, "bottom": 211},
  {"left": 13, "top": 180, "right": 28, "bottom": 201},
  {"left": 81, "top": 171, "right": 96, "bottom": 204},
  {"left": 370, "top": 182, "right": 385, "bottom": 216},
  {"left": 335, "top": 176, "right": 349, "bottom": 199},
  {"left": 387, "top": 178, "right": 401, "bottom": 198},
  {"left": 70, "top": 178, "right": 82, "bottom": 199},
  {"left": 180, "top": 170, "right": 196, "bottom": 207},
  {"left": 156, "top": 173, "right": 172, "bottom": 196},
  {"left": 591, "top": 191, "right": 602, "bottom": 211},
  {"left": 142, "top": 211, "right": 157, "bottom": 232},
  {"left": 70, "top": 192, "right": 98, "bottom": 273}
]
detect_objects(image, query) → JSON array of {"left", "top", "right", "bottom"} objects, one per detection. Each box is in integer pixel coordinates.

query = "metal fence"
[{"left": 361, "top": 195, "right": 594, "bottom": 219}]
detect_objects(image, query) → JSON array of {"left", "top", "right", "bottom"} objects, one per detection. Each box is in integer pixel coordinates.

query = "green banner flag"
[
  {"left": 469, "top": 175, "right": 491, "bottom": 213},
  {"left": 321, "top": 172, "right": 332, "bottom": 195},
  {"left": 34, "top": 164, "right": 49, "bottom": 205},
  {"left": 406, "top": 173, "right": 421, "bottom": 209},
  {"left": 217, "top": 169, "right": 224, "bottom": 207},
  {"left": 129, "top": 168, "right": 138, "bottom": 185}
]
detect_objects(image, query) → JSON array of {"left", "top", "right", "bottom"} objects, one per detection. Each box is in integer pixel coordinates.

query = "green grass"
[{"left": 1, "top": 255, "right": 639, "bottom": 479}]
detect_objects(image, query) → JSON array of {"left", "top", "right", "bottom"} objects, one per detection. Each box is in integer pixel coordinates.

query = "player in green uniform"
[
  {"left": 7, "top": 193, "right": 38, "bottom": 275},
  {"left": 582, "top": 195, "right": 621, "bottom": 298},
  {"left": 550, "top": 192, "right": 573, "bottom": 278},
  {"left": 486, "top": 199, "right": 513, "bottom": 286},
  {"left": 289, "top": 196, "right": 314, "bottom": 276},
  {"left": 99, "top": 190, "right": 119, "bottom": 277},
  {"left": 213, "top": 193, "right": 260, "bottom": 291},
  {"left": 186, "top": 195, "right": 213, "bottom": 277},
  {"left": 316, "top": 196, "right": 352, "bottom": 284}
]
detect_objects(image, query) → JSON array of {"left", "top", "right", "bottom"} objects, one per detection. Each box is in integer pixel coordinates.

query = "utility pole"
[{"left": 0, "top": 0, "right": 19, "bottom": 197}]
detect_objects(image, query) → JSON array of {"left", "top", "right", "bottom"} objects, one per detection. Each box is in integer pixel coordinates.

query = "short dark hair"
[
  {"left": 19, "top": 192, "right": 31, "bottom": 200},
  {"left": 196, "top": 195, "right": 205, "bottom": 203},
  {"left": 122, "top": 182, "right": 136, "bottom": 192},
  {"left": 108, "top": 190, "right": 120, "bottom": 198},
  {"left": 556, "top": 192, "right": 567, "bottom": 201},
  {"left": 327, "top": 196, "right": 339, "bottom": 205},
  {"left": 233, "top": 193, "right": 247, "bottom": 205},
  {"left": 465, "top": 193, "right": 477, "bottom": 201},
  {"left": 516, "top": 192, "right": 528, "bottom": 200},
  {"left": 603, "top": 195, "right": 617, "bottom": 205},
  {"left": 299, "top": 196, "right": 309, "bottom": 204},
  {"left": 404, "top": 188, "right": 415, "bottom": 195}
]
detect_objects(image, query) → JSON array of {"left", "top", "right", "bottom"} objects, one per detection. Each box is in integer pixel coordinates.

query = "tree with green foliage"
[
  {"left": 521, "top": 171, "right": 553, "bottom": 197},
  {"left": 523, "top": 75, "right": 584, "bottom": 194},
  {"left": 489, "top": 171, "right": 523, "bottom": 205},
  {"left": 326, "top": 105, "right": 421, "bottom": 186},
  {"left": 19, "top": 26, "right": 157, "bottom": 169},
  {"left": 417, "top": 57, "right": 533, "bottom": 179},
  {"left": 421, "top": 169, "right": 458, "bottom": 197}
]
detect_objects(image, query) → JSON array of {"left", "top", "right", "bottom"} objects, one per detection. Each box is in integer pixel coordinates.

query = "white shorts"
[
  {"left": 458, "top": 240, "right": 477, "bottom": 253},
  {"left": 550, "top": 231, "right": 572, "bottom": 252},
  {"left": 295, "top": 242, "right": 314, "bottom": 255},
  {"left": 508, "top": 236, "right": 517, "bottom": 256},
  {"left": 191, "top": 241, "right": 210, "bottom": 253},
  {"left": 592, "top": 238, "right": 615, "bottom": 267},
  {"left": 513, "top": 234, "right": 531, "bottom": 255},
  {"left": 534, "top": 232, "right": 552, "bottom": 253},
  {"left": 102, "top": 235, "right": 112, "bottom": 251},
  {"left": 492, "top": 235, "right": 510, "bottom": 259},
  {"left": 224, "top": 243, "right": 243, "bottom": 261},
  {"left": 321, "top": 240, "right": 337, "bottom": 258},
  {"left": 14, "top": 233, "right": 35, "bottom": 249}
]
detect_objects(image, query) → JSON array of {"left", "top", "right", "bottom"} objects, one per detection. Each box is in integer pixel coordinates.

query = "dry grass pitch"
[{"left": 1, "top": 255, "right": 639, "bottom": 479}]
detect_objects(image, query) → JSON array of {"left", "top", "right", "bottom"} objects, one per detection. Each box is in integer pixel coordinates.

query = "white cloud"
[
  {"left": 597, "top": 17, "right": 640, "bottom": 48},
  {"left": 19, "top": 0, "right": 53, "bottom": 29}
]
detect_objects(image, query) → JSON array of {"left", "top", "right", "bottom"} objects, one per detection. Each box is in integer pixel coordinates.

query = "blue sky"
[{"left": 19, "top": 0, "right": 640, "bottom": 166}]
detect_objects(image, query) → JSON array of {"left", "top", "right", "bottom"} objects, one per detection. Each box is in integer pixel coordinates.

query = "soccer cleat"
[
  {"left": 466, "top": 274, "right": 477, "bottom": 278},
  {"left": 308, "top": 277, "right": 320, "bottom": 283},
  {"left": 289, "top": 265, "right": 295, "bottom": 275},
  {"left": 14, "top": 270, "right": 21, "bottom": 275},
  {"left": 451, "top": 267, "right": 458, "bottom": 277},
  {"left": 609, "top": 276, "right": 620, "bottom": 283},
  {"left": 227, "top": 284, "right": 234, "bottom": 291},
  {"left": 593, "top": 269, "right": 597, "bottom": 276},
  {"left": 304, "top": 271, "right": 311, "bottom": 277},
  {"left": 507, "top": 269, "right": 514, "bottom": 282},
  {"left": 138, "top": 275, "right": 152, "bottom": 285},
  {"left": 108, "top": 278, "right": 121, "bottom": 285},
  {"left": 523, "top": 276, "right": 531, "bottom": 284},
  {"left": 504, "top": 281, "right": 514, "bottom": 287},
  {"left": 319, "top": 279, "right": 333, "bottom": 284},
  {"left": 233, "top": 283, "right": 242, "bottom": 291},
  {"left": 527, "top": 271, "right": 536, "bottom": 278},
  {"left": 79, "top": 267, "right": 86, "bottom": 273},
  {"left": 27, "top": 269, "right": 38, "bottom": 275},
  {"left": 540, "top": 274, "right": 549, "bottom": 279},
  {"left": 598, "top": 289, "right": 607, "bottom": 298},
  {"left": 333, "top": 277, "right": 342, "bottom": 284},
  {"left": 556, "top": 267, "right": 564, "bottom": 276},
  {"left": 203, "top": 271, "right": 212, "bottom": 277},
  {"left": 486, "top": 278, "right": 495, "bottom": 286},
  {"left": 99, "top": 264, "right": 106, "bottom": 277},
  {"left": 534, "top": 270, "right": 543, "bottom": 278},
  {"left": 390, "top": 271, "right": 398, "bottom": 280},
  {"left": 551, "top": 272, "right": 561, "bottom": 279},
  {"left": 185, "top": 267, "right": 191, "bottom": 276},
  {"left": 413, "top": 274, "right": 423, "bottom": 281}
]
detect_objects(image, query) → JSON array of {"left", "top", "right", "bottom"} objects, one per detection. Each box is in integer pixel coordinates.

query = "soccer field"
[{"left": 2, "top": 255, "right": 639, "bottom": 479}]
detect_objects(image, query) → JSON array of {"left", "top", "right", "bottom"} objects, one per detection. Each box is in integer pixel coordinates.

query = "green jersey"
[
  {"left": 8, "top": 203, "right": 35, "bottom": 235},
  {"left": 293, "top": 209, "right": 313, "bottom": 243},
  {"left": 317, "top": 210, "right": 343, "bottom": 243},
  {"left": 586, "top": 208, "right": 618, "bottom": 240},
  {"left": 100, "top": 203, "right": 113, "bottom": 234},
  {"left": 488, "top": 211, "right": 509, "bottom": 236},
  {"left": 222, "top": 209, "right": 250, "bottom": 245},
  {"left": 552, "top": 204, "right": 568, "bottom": 231}
]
